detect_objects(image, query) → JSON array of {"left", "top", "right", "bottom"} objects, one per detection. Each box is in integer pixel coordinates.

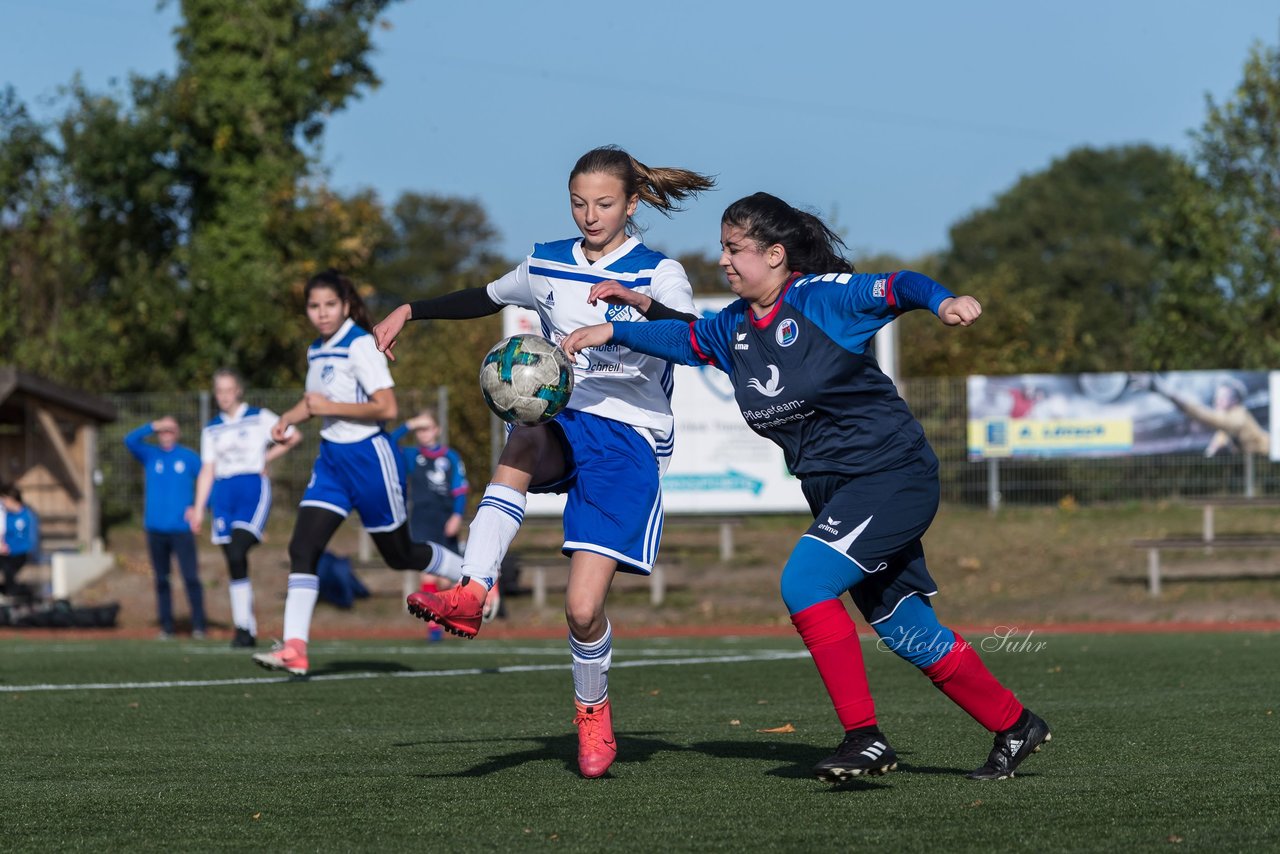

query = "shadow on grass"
[
  {"left": 402, "top": 732, "right": 958, "bottom": 786},
  {"left": 309, "top": 659, "right": 416, "bottom": 675}
]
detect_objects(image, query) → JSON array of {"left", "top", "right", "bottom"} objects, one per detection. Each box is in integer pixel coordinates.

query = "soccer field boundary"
[
  {"left": 0, "top": 648, "right": 811, "bottom": 694},
  {"left": 2, "top": 618, "right": 1277, "bottom": 643}
]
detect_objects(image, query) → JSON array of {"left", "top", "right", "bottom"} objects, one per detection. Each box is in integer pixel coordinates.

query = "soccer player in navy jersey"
[
  {"left": 371, "top": 146, "right": 714, "bottom": 778},
  {"left": 563, "top": 192, "right": 1051, "bottom": 783},
  {"left": 190, "top": 368, "right": 302, "bottom": 648},
  {"left": 250, "top": 270, "right": 465, "bottom": 677}
]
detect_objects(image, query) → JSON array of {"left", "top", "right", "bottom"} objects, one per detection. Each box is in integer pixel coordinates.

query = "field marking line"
[{"left": 0, "top": 650, "right": 810, "bottom": 694}]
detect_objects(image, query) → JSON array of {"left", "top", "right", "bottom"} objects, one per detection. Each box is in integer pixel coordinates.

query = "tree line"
[{"left": 2, "top": 2, "right": 1278, "bottom": 475}]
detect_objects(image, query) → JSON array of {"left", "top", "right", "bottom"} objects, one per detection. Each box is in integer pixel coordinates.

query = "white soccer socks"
[
  {"left": 570, "top": 620, "right": 613, "bottom": 706},
  {"left": 461, "top": 483, "right": 526, "bottom": 589},
  {"left": 282, "top": 573, "right": 319, "bottom": 643}
]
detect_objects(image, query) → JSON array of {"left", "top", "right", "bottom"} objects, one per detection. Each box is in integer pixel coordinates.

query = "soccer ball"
[{"left": 479, "top": 334, "right": 575, "bottom": 426}]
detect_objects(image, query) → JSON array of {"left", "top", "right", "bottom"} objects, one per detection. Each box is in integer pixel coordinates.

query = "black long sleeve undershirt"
[
  {"left": 409, "top": 287, "right": 504, "bottom": 321},
  {"left": 409, "top": 286, "right": 697, "bottom": 325},
  {"left": 637, "top": 298, "right": 698, "bottom": 324}
]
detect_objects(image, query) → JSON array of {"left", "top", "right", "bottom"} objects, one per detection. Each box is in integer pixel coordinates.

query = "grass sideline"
[{"left": 6, "top": 631, "right": 1277, "bottom": 851}]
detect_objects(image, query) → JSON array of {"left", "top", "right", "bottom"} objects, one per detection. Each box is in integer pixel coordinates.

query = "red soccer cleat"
[
  {"left": 407, "top": 577, "right": 485, "bottom": 639},
  {"left": 574, "top": 698, "right": 617, "bottom": 778},
  {"left": 252, "top": 638, "right": 309, "bottom": 676}
]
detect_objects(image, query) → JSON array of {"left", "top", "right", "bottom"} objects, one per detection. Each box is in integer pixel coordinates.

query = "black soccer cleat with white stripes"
[
  {"left": 812, "top": 726, "right": 898, "bottom": 783},
  {"left": 968, "top": 709, "right": 1052, "bottom": 781}
]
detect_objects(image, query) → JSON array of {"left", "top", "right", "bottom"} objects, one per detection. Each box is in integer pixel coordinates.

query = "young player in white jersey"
[
  {"left": 190, "top": 368, "right": 302, "bottom": 648},
  {"left": 251, "top": 270, "right": 465, "bottom": 677},
  {"left": 372, "top": 145, "right": 714, "bottom": 778}
]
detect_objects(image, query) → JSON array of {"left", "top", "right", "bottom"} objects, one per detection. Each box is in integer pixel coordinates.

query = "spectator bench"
[{"left": 1131, "top": 535, "right": 1280, "bottom": 597}]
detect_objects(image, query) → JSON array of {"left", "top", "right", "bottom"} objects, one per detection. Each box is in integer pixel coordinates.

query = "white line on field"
[{"left": 0, "top": 651, "right": 810, "bottom": 693}]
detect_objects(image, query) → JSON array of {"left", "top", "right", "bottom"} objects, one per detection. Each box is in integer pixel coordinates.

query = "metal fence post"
[{"left": 987, "top": 458, "right": 1001, "bottom": 514}]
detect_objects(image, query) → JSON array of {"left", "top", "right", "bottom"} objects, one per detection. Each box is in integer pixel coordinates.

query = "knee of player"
[
  {"left": 871, "top": 596, "right": 956, "bottom": 669},
  {"left": 779, "top": 536, "right": 856, "bottom": 614},
  {"left": 564, "top": 597, "right": 604, "bottom": 636},
  {"left": 287, "top": 535, "right": 324, "bottom": 572}
]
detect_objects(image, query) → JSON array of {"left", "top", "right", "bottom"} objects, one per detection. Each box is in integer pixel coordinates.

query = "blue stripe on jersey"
[
  {"left": 605, "top": 243, "right": 668, "bottom": 275},
  {"left": 531, "top": 238, "right": 579, "bottom": 264},
  {"left": 206, "top": 406, "right": 262, "bottom": 428},
  {"left": 528, "top": 265, "right": 652, "bottom": 288}
]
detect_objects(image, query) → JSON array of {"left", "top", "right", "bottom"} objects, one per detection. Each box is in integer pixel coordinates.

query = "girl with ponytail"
[{"left": 372, "top": 146, "right": 715, "bottom": 779}]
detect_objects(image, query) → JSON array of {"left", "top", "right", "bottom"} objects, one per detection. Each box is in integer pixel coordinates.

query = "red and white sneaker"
[
  {"left": 407, "top": 577, "right": 485, "bottom": 639},
  {"left": 252, "top": 639, "right": 309, "bottom": 676},
  {"left": 574, "top": 698, "right": 617, "bottom": 778}
]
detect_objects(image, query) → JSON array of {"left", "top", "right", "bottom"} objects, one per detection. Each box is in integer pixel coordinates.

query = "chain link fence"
[{"left": 98, "top": 378, "right": 1280, "bottom": 531}]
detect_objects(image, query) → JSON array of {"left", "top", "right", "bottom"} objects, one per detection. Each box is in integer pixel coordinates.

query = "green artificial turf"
[{"left": 4, "top": 631, "right": 1276, "bottom": 852}]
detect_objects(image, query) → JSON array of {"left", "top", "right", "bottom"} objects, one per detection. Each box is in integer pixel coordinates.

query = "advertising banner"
[
  {"left": 967, "top": 371, "right": 1274, "bottom": 460},
  {"left": 503, "top": 300, "right": 810, "bottom": 517}
]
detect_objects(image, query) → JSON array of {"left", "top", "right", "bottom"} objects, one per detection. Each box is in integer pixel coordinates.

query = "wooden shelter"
[{"left": 0, "top": 368, "right": 117, "bottom": 551}]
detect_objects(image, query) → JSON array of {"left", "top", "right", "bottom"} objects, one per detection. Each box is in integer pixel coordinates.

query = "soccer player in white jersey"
[
  {"left": 190, "top": 368, "right": 302, "bottom": 649},
  {"left": 251, "top": 270, "right": 465, "bottom": 677},
  {"left": 372, "top": 146, "right": 714, "bottom": 778}
]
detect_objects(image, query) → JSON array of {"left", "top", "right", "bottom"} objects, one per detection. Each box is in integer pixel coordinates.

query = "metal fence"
[{"left": 98, "top": 378, "right": 1280, "bottom": 529}]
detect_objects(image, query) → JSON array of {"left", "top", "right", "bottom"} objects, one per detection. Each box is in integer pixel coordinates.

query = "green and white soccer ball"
[{"left": 479, "top": 334, "right": 575, "bottom": 426}]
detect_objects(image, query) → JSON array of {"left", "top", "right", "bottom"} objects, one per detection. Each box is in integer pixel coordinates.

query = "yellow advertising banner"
[{"left": 968, "top": 418, "right": 1135, "bottom": 458}]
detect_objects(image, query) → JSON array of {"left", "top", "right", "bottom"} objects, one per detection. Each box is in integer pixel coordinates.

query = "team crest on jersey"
[
  {"left": 321, "top": 364, "right": 335, "bottom": 384},
  {"left": 776, "top": 319, "right": 799, "bottom": 347},
  {"left": 605, "top": 304, "right": 632, "bottom": 323},
  {"left": 873, "top": 278, "right": 887, "bottom": 298}
]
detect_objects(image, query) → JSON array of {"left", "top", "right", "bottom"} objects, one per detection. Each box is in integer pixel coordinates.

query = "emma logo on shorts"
[
  {"left": 776, "top": 319, "right": 799, "bottom": 347},
  {"left": 818, "top": 516, "right": 841, "bottom": 535}
]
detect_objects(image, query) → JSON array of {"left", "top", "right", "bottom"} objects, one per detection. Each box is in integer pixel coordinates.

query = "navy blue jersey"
[{"left": 610, "top": 271, "right": 954, "bottom": 479}]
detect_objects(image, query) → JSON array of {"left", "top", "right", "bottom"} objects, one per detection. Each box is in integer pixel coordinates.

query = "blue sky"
[{"left": 5, "top": 1, "right": 1278, "bottom": 264}]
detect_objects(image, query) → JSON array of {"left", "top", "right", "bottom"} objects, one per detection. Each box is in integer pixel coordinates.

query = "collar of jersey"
[
  {"left": 572, "top": 235, "right": 640, "bottom": 269},
  {"left": 220, "top": 402, "right": 249, "bottom": 423},
  {"left": 748, "top": 273, "right": 802, "bottom": 329},
  {"left": 417, "top": 444, "right": 446, "bottom": 458},
  {"left": 321, "top": 317, "right": 356, "bottom": 348}
]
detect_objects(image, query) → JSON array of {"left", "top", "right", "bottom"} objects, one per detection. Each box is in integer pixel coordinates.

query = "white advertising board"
[{"left": 502, "top": 301, "right": 809, "bottom": 517}]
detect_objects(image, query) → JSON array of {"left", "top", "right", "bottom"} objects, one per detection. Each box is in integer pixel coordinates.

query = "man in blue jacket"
[
  {"left": 0, "top": 483, "right": 40, "bottom": 601},
  {"left": 125, "top": 416, "right": 207, "bottom": 639}
]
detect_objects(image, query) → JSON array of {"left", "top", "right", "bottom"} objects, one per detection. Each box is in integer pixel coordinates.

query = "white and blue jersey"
[
  {"left": 299, "top": 318, "right": 405, "bottom": 531},
  {"left": 487, "top": 235, "right": 694, "bottom": 462},
  {"left": 487, "top": 237, "right": 693, "bottom": 573},
  {"left": 201, "top": 403, "right": 286, "bottom": 544}
]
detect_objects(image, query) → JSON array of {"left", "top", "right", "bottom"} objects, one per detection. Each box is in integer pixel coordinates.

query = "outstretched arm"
[
  {"left": 372, "top": 288, "right": 505, "bottom": 361},
  {"left": 563, "top": 319, "right": 701, "bottom": 365}
]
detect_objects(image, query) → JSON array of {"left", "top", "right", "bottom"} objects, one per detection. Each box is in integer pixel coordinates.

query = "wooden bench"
[
  {"left": 1197, "top": 495, "right": 1280, "bottom": 543},
  {"left": 1131, "top": 535, "right": 1280, "bottom": 597},
  {"left": 664, "top": 515, "right": 744, "bottom": 562}
]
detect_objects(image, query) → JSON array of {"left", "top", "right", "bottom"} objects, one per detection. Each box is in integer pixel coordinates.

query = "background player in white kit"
[
  {"left": 190, "top": 368, "right": 302, "bottom": 648},
  {"left": 252, "top": 270, "right": 465, "bottom": 677},
  {"left": 372, "top": 146, "right": 713, "bottom": 778}
]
